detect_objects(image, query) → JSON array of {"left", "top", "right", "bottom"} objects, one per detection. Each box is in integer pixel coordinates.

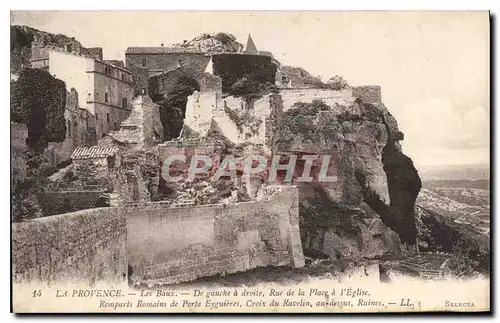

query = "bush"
[
  {"left": 11, "top": 68, "right": 67, "bottom": 151},
  {"left": 325, "top": 75, "right": 349, "bottom": 91}
]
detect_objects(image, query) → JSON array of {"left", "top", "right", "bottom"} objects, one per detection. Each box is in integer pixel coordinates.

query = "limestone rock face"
[{"left": 272, "top": 90, "right": 421, "bottom": 259}]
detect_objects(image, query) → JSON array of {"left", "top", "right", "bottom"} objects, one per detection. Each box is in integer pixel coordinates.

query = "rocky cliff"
[
  {"left": 273, "top": 95, "right": 422, "bottom": 261},
  {"left": 10, "top": 25, "right": 95, "bottom": 74},
  {"left": 172, "top": 87, "right": 422, "bottom": 263}
]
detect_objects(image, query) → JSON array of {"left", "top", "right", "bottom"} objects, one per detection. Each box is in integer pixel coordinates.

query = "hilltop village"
[{"left": 11, "top": 26, "right": 489, "bottom": 286}]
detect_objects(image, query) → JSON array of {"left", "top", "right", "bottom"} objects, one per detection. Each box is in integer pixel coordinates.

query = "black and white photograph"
[{"left": 9, "top": 10, "right": 491, "bottom": 313}]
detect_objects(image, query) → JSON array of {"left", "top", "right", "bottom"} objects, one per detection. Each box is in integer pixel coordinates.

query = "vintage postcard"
[{"left": 10, "top": 10, "right": 490, "bottom": 313}]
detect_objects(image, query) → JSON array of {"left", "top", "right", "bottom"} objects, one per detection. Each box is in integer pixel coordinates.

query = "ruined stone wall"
[
  {"left": 45, "top": 89, "right": 90, "bottom": 166},
  {"left": 126, "top": 187, "right": 304, "bottom": 285},
  {"left": 184, "top": 91, "right": 219, "bottom": 136},
  {"left": 12, "top": 207, "right": 127, "bottom": 285}
]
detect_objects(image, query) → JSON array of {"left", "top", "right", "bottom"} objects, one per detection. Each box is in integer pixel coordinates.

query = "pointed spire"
[
  {"left": 204, "top": 57, "right": 214, "bottom": 75},
  {"left": 244, "top": 34, "right": 258, "bottom": 54}
]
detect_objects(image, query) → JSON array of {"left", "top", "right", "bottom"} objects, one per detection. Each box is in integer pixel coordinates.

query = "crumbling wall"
[
  {"left": 12, "top": 207, "right": 127, "bottom": 285},
  {"left": 126, "top": 187, "right": 304, "bottom": 285}
]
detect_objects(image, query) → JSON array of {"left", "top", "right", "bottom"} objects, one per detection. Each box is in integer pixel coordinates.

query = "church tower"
[{"left": 244, "top": 34, "right": 258, "bottom": 54}]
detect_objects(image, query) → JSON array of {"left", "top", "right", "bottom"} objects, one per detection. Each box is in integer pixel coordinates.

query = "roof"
[
  {"left": 71, "top": 146, "right": 118, "bottom": 159},
  {"left": 244, "top": 34, "right": 258, "bottom": 54},
  {"left": 126, "top": 47, "right": 202, "bottom": 55}
]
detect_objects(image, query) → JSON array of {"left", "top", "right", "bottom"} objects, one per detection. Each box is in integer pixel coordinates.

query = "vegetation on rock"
[
  {"left": 11, "top": 68, "right": 67, "bottom": 151},
  {"left": 416, "top": 206, "right": 490, "bottom": 276},
  {"left": 277, "top": 99, "right": 343, "bottom": 150},
  {"left": 11, "top": 152, "right": 57, "bottom": 222},
  {"left": 325, "top": 75, "right": 350, "bottom": 91}
]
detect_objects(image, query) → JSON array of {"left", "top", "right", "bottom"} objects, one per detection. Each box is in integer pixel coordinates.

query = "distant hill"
[
  {"left": 417, "top": 164, "right": 490, "bottom": 181},
  {"left": 417, "top": 179, "right": 490, "bottom": 236}
]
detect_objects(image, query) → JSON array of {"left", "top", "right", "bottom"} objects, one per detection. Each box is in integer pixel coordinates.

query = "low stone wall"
[
  {"left": 279, "top": 88, "right": 356, "bottom": 111},
  {"left": 12, "top": 188, "right": 305, "bottom": 287},
  {"left": 12, "top": 207, "right": 127, "bottom": 285},
  {"left": 126, "top": 187, "right": 304, "bottom": 285}
]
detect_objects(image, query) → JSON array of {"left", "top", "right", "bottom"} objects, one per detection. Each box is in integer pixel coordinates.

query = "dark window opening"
[
  {"left": 114, "top": 122, "right": 118, "bottom": 130},
  {"left": 141, "top": 59, "right": 147, "bottom": 68},
  {"left": 106, "top": 113, "right": 110, "bottom": 123},
  {"left": 107, "top": 156, "right": 116, "bottom": 169},
  {"left": 96, "top": 92, "right": 99, "bottom": 100},
  {"left": 66, "top": 43, "right": 73, "bottom": 52},
  {"left": 105, "top": 93, "right": 109, "bottom": 103},
  {"left": 122, "top": 98, "right": 127, "bottom": 108}
]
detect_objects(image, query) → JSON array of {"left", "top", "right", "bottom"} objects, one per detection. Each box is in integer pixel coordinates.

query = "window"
[
  {"left": 141, "top": 59, "right": 147, "bottom": 68},
  {"left": 159, "top": 62, "right": 164, "bottom": 69},
  {"left": 122, "top": 74, "right": 126, "bottom": 81},
  {"left": 66, "top": 43, "right": 73, "bottom": 52},
  {"left": 105, "top": 93, "right": 109, "bottom": 103},
  {"left": 105, "top": 66, "right": 110, "bottom": 75},
  {"left": 114, "top": 122, "right": 117, "bottom": 130},
  {"left": 122, "top": 98, "right": 127, "bottom": 108},
  {"left": 96, "top": 92, "right": 99, "bottom": 101},
  {"left": 106, "top": 113, "right": 110, "bottom": 123}
]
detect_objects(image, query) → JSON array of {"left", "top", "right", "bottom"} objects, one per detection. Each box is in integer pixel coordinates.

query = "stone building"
[
  {"left": 45, "top": 88, "right": 91, "bottom": 166},
  {"left": 125, "top": 46, "right": 210, "bottom": 77},
  {"left": 71, "top": 146, "right": 120, "bottom": 171},
  {"left": 30, "top": 48, "right": 134, "bottom": 146},
  {"left": 125, "top": 35, "right": 284, "bottom": 92}
]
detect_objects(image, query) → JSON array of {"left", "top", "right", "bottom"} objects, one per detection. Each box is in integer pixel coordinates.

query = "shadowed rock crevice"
[{"left": 355, "top": 102, "right": 422, "bottom": 246}]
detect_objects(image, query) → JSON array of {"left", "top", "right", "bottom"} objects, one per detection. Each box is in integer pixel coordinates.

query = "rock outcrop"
[
  {"left": 175, "top": 32, "right": 244, "bottom": 53},
  {"left": 170, "top": 84, "right": 422, "bottom": 261},
  {"left": 10, "top": 25, "right": 97, "bottom": 74}
]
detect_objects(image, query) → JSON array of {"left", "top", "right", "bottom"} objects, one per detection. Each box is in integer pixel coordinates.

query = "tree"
[
  {"left": 11, "top": 68, "right": 67, "bottom": 151},
  {"left": 325, "top": 75, "right": 349, "bottom": 91}
]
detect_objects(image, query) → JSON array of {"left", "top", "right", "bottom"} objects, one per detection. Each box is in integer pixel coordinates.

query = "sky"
[{"left": 10, "top": 10, "right": 490, "bottom": 168}]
